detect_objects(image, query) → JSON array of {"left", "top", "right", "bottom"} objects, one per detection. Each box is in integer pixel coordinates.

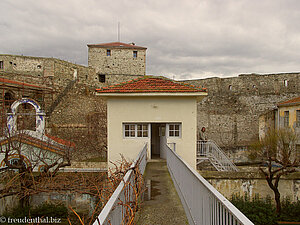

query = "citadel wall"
[
  {"left": 2, "top": 53, "right": 300, "bottom": 162},
  {"left": 0, "top": 54, "right": 143, "bottom": 160},
  {"left": 184, "top": 73, "right": 300, "bottom": 161}
]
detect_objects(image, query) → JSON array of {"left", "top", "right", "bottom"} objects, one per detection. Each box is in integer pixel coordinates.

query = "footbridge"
[{"left": 93, "top": 144, "right": 254, "bottom": 225}]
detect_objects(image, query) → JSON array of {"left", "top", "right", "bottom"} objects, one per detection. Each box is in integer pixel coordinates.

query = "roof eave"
[
  {"left": 95, "top": 92, "right": 207, "bottom": 97},
  {"left": 87, "top": 45, "right": 147, "bottom": 50},
  {"left": 277, "top": 102, "right": 300, "bottom": 107}
]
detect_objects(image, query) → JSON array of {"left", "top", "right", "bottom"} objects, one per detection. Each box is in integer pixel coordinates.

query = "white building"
[{"left": 96, "top": 76, "right": 207, "bottom": 169}]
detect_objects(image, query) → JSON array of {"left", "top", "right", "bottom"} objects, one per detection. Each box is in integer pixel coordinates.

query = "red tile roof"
[
  {"left": 0, "top": 77, "right": 52, "bottom": 91},
  {"left": 96, "top": 76, "right": 206, "bottom": 93},
  {"left": 45, "top": 133, "right": 76, "bottom": 148},
  {"left": 87, "top": 42, "right": 147, "bottom": 50},
  {"left": 0, "top": 133, "right": 74, "bottom": 155},
  {"left": 278, "top": 96, "right": 300, "bottom": 106}
]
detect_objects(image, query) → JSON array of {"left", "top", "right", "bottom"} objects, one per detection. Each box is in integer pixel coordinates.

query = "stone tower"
[{"left": 87, "top": 42, "right": 147, "bottom": 82}]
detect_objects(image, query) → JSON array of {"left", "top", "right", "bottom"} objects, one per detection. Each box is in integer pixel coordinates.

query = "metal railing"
[
  {"left": 164, "top": 144, "right": 254, "bottom": 225},
  {"left": 197, "top": 140, "right": 238, "bottom": 171},
  {"left": 93, "top": 144, "right": 147, "bottom": 225}
]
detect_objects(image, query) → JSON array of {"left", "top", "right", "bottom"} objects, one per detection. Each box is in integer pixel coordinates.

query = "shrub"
[
  {"left": 278, "top": 197, "right": 300, "bottom": 222},
  {"left": 230, "top": 194, "right": 277, "bottom": 225},
  {"left": 231, "top": 194, "right": 300, "bottom": 225}
]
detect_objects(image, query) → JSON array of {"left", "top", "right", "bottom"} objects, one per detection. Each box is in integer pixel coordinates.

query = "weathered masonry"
[
  {"left": 184, "top": 73, "right": 300, "bottom": 162},
  {"left": 87, "top": 42, "right": 147, "bottom": 80}
]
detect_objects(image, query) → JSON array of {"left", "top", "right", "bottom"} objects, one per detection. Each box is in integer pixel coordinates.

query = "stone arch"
[{"left": 7, "top": 98, "right": 45, "bottom": 134}]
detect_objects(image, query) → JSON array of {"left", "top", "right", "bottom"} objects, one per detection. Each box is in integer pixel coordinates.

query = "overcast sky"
[{"left": 1, "top": 0, "right": 300, "bottom": 80}]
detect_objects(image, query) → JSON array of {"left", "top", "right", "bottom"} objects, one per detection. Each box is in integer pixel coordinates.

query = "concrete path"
[{"left": 135, "top": 159, "right": 188, "bottom": 225}]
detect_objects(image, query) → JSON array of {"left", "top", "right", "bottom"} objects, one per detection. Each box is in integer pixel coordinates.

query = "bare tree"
[
  {"left": 249, "top": 128, "right": 300, "bottom": 215},
  {"left": 0, "top": 127, "right": 73, "bottom": 207},
  {"left": 68, "top": 155, "right": 146, "bottom": 225}
]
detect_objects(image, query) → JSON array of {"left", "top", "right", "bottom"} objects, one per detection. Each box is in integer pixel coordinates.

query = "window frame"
[
  {"left": 133, "top": 51, "right": 138, "bottom": 58},
  {"left": 123, "top": 123, "right": 149, "bottom": 138},
  {"left": 167, "top": 123, "right": 181, "bottom": 138},
  {"left": 296, "top": 110, "right": 300, "bottom": 127},
  {"left": 106, "top": 49, "right": 111, "bottom": 56},
  {"left": 283, "top": 111, "right": 289, "bottom": 127}
]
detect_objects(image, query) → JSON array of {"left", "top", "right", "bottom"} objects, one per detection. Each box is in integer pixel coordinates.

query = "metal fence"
[
  {"left": 164, "top": 144, "right": 254, "bottom": 225},
  {"left": 93, "top": 144, "right": 147, "bottom": 225}
]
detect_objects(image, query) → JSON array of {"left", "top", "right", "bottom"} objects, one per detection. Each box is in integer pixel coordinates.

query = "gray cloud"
[{"left": 1, "top": 0, "right": 300, "bottom": 79}]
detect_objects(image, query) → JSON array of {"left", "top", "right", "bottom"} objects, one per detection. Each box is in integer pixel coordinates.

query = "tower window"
[
  {"left": 0, "top": 61, "right": 3, "bottom": 69},
  {"left": 133, "top": 51, "right": 138, "bottom": 58},
  {"left": 284, "top": 80, "right": 288, "bottom": 87},
  {"left": 106, "top": 49, "right": 111, "bottom": 56},
  {"left": 98, "top": 74, "right": 106, "bottom": 83}
]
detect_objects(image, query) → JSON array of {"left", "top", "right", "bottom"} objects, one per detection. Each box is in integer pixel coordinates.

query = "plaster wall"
[
  {"left": 200, "top": 171, "right": 300, "bottom": 202},
  {"left": 106, "top": 96, "right": 199, "bottom": 169}
]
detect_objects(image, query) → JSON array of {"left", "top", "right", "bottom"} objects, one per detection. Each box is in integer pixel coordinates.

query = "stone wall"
[
  {"left": 199, "top": 170, "right": 300, "bottom": 202},
  {"left": 88, "top": 47, "right": 146, "bottom": 76},
  {"left": 184, "top": 73, "right": 300, "bottom": 158},
  {"left": 0, "top": 54, "right": 143, "bottom": 89},
  {"left": 47, "top": 82, "right": 107, "bottom": 161},
  {"left": 2, "top": 53, "right": 300, "bottom": 162},
  {"left": 0, "top": 54, "right": 145, "bottom": 161},
  {"left": 0, "top": 54, "right": 94, "bottom": 88}
]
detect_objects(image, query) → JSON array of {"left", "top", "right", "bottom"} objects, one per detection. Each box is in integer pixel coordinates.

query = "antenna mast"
[{"left": 118, "top": 22, "right": 120, "bottom": 42}]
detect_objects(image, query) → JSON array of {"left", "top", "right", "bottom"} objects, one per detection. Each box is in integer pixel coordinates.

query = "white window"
[
  {"left": 124, "top": 123, "right": 149, "bottom": 138},
  {"left": 124, "top": 124, "right": 135, "bottom": 137},
  {"left": 168, "top": 123, "right": 181, "bottom": 137},
  {"left": 137, "top": 124, "right": 148, "bottom": 137}
]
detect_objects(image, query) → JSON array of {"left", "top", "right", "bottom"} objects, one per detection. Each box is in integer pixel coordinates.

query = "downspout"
[{"left": 274, "top": 106, "right": 279, "bottom": 130}]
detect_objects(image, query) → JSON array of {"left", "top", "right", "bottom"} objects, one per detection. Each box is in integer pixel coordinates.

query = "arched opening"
[
  {"left": 7, "top": 98, "right": 45, "bottom": 134},
  {"left": 16, "top": 103, "right": 36, "bottom": 131}
]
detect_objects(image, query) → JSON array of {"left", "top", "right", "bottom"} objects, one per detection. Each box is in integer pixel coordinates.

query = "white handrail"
[
  {"left": 197, "top": 140, "right": 238, "bottom": 171},
  {"left": 93, "top": 144, "right": 147, "bottom": 225},
  {"left": 164, "top": 144, "right": 254, "bottom": 225}
]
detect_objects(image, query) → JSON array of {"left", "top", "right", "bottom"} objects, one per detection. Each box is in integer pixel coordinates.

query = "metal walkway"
[
  {"left": 135, "top": 159, "right": 188, "bottom": 225},
  {"left": 93, "top": 144, "right": 254, "bottom": 225}
]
